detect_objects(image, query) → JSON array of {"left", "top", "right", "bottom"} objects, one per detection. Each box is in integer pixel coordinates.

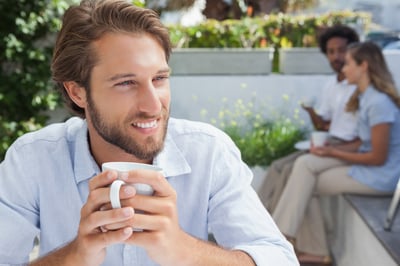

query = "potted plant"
[
  {"left": 168, "top": 18, "right": 274, "bottom": 75},
  {"left": 167, "top": 10, "right": 371, "bottom": 75}
]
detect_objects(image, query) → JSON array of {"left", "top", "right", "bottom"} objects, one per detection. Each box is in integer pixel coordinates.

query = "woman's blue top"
[{"left": 349, "top": 85, "right": 400, "bottom": 192}]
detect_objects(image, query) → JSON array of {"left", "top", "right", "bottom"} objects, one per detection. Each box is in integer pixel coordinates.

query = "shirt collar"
[
  {"left": 73, "top": 121, "right": 99, "bottom": 184},
  {"left": 154, "top": 132, "right": 192, "bottom": 177},
  {"left": 73, "top": 120, "right": 192, "bottom": 184}
]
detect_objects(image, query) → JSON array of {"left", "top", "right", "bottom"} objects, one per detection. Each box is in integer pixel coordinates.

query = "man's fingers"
[
  {"left": 121, "top": 194, "right": 174, "bottom": 215},
  {"left": 101, "top": 212, "right": 161, "bottom": 232},
  {"left": 128, "top": 213, "right": 166, "bottom": 231},
  {"left": 122, "top": 170, "right": 173, "bottom": 197},
  {"left": 81, "top": 187, "right": 111, "bottom": 215},
  {"left": 84, "top": 180, "right": 138, "bottom": 216},
  {"left": 80, "top": 207, "right": 135, "bottom": 234},
  {"left": 88, "top": 226, "right": 134, "bottom": 247},
  {"left": 89, "top": 170, "right": 118, "bottom": 191},
  {"left": 83, "top": 170, "right": 120, "bottom": 215}
]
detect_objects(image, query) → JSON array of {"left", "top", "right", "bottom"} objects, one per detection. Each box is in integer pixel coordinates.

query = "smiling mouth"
[{"left": 132, "top": 120, "right": 158, "bottom": 129}]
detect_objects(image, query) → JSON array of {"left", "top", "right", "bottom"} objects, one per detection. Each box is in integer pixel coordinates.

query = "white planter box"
[
  {"left": 169, "top": 48, "right": 273, "bottom": 75},
  {"left": 279, "top": 47, "right": 333, "bottom": 74}
]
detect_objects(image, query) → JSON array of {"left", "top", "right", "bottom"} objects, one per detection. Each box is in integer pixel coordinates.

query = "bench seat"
[{"left": 322, "top": 194, "right": 400, "bottom": 266}]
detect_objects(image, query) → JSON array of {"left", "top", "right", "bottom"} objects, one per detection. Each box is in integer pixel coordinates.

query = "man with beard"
[
  {"left": 0, "top": 1, "right": 297, "bottom": 265},
  {"left": 258, "top": 25, "right": 360, "bottom": 214}
]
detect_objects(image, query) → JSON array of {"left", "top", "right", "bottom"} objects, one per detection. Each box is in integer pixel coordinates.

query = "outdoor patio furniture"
[{"left": 384, "top": 177, "right": 400, "bottom": 231}]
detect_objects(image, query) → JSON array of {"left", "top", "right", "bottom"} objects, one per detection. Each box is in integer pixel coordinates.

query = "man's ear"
[{"left": 63, "top": 81, "right": 87, "bottom": 109}]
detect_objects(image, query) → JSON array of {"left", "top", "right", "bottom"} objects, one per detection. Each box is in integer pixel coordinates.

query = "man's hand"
[
  {"left": 99, "top": 169, "right": 190, "bottom": 265},
  {"left": 31, "top": 170, "right": 137, "bottom": 265},
  {"left": 75, "top": 170, "right": 139, "bottom": 263},
  {"left": 99, "top": 169, "right": 255, "bottom": 266},
  {"left": 301, "top": 104, "right": 313, "bottom": 112},
  {"left": 301, "top": 104, "right": 330, "bottom": 131}
]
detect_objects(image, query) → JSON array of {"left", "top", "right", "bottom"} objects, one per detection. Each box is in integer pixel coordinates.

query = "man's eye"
[
  {"left": 116, "top": 80, "right": 133, "bottom": 86},
  {"left": 154, "top": 76, "right": 169, "bottom": 81}
]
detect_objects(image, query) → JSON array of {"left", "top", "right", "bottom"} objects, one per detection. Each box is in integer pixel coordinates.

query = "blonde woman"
[{"left": 272, "top": 41, "right": 400, "bottom": 265}]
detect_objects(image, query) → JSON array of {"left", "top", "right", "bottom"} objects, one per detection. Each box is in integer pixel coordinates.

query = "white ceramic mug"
[
  {"left": 101, "top": 162, "right": 163, "bottom": 209},
  {"left": 311, "top": 131, "right": 329, "bottom": 147}
]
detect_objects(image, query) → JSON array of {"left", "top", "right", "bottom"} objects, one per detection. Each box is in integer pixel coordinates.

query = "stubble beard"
[
  {"left": 86, "top": 94, "right": 168, "bottom": 161},
  {"left": 331, "top": 59, "right": 344, "bottom": 74}
]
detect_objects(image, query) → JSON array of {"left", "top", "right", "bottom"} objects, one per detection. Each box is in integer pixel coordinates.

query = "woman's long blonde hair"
[{"left": 346, "top": 41, "right": 400, "bottom": 112}]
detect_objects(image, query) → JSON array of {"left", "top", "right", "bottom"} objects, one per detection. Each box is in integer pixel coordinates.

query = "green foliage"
[
  {"left": 168, "top": 10, "right": 370, "bottom": 72},
  {"left": 0, "top": 0, "right": 74, "bottom": 160},
  {"left": 132, "top": 0, "right": 146, "bottom": 8},
  {"left": 207, "top": 97, "right": 307, "bottom": 167},
  {"left": 168, "top": 10, "right": 371, "bottom": 48},
  {"left": 225, "top": 119, "right": 306, "bottom": 167}
]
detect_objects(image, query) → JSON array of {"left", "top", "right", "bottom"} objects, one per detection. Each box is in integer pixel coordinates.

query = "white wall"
[
  {"left": 384, "top": 50, "right": 400, "bottom": 85},
  {"left": 170, "top": 51, "right": 400, "bottom": 127},
  {"left": 170, "top": 74, "right": 331, "bottom": 127}
]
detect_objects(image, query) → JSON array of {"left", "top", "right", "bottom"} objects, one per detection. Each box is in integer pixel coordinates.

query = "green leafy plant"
[
  {"left": 168, "top": 10, "right": 371, "bottom": 49},
  {"left": 205, "top": 96, "right": 307, "bottom": 167},
  {"left": 0, "top": 0, "right": 75, "bottom": 160},
  {"left": 168, "top": 10, "right": 370, "bottom": 72}
]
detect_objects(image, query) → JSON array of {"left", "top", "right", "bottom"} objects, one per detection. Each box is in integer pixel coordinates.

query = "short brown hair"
[{"left": 51, "top": 0, "right": 171, "bottom": 117}]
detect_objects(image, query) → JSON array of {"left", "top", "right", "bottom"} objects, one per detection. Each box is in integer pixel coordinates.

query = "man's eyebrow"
[
  {"left": 158, "top": 67, "right": 171, "bottom": 74},
  {"left": 107, "top": 68, "right": 170, "bottom": 82},
  {"left": 107, "top": 73, "right": 136, "bottom": 82}
]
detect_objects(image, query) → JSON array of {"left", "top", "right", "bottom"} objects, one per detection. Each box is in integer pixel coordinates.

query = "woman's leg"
[
  {"left": 316, "top": 166, "right": 392, "bottom": 196},
  {"left": 272, "top": 154, "right": 347, "bottom": 238},
  {"left": 295, "top": 165, "right": 391, "bottom": 256}
]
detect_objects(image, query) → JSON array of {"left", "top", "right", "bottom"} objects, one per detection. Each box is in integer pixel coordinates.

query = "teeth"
[{"left": 133, "top": 120, "right": 157, "bottom": 129}]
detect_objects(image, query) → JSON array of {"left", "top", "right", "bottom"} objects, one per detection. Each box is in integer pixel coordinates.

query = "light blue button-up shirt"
[
  {"left": 0, "top": 117, "right": 298, "bottom": 265},
  {"left": 349, "top": 86, "right": 400, "bottom": 192}
]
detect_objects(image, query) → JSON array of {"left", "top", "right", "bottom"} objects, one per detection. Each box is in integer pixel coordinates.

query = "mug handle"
[{"left": 110, "top": 180, "right": 125, "bottom": 209}]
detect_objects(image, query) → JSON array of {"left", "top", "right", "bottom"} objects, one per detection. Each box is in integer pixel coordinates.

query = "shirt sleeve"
[
  {"left": 207, "top": 137, "right": 299, "bottom": 265},
  {"left": 0, "top": 144, "right": 40, "bottom": 263},
  {"left": 368, "top": 95, "right": 397, "bottom": 127}
]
